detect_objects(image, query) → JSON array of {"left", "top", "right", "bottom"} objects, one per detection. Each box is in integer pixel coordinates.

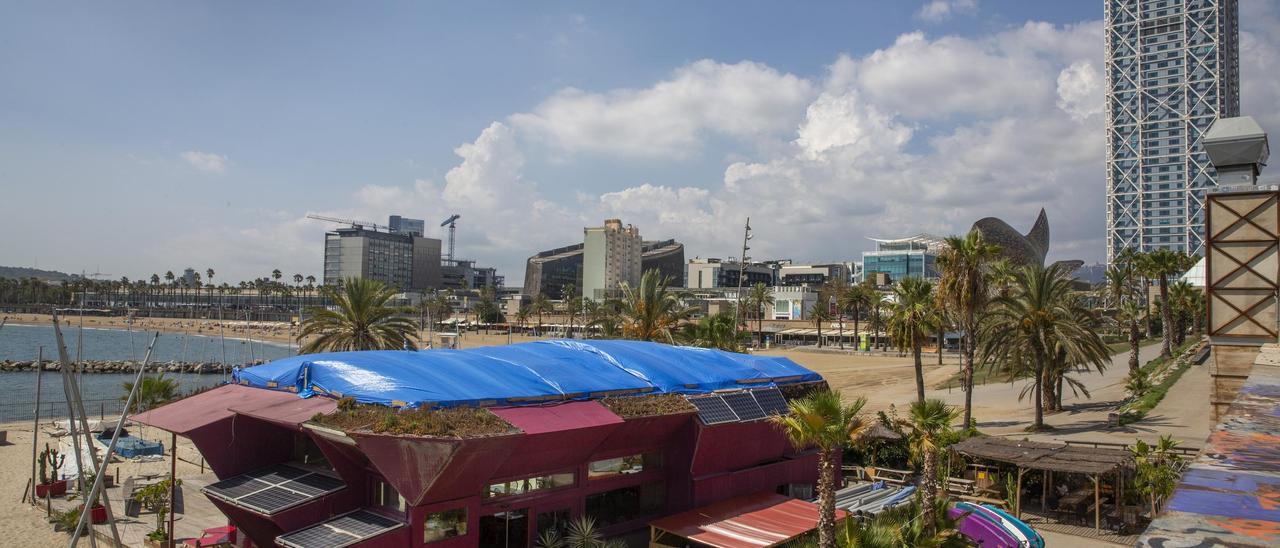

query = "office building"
[
  {"left": 1105, "top": 0, "right": 1240, "bottom": 260},
  {"left": 687, "top": 258, "right": 776, "bottom": 289},
  {"left": 387, "top": 215, "right": 425, "bottom": 237},
  {"left": 322, "top": 226, "right": 442, "bottom": 291},
  {"left": 441, "top": 260, "right": 503, "bottom": 291},
  {"left": 583, "top": 219, "right": 643, "bottom": 300},
  {"left": 860, "top": 234, "right": 945, "bottom": 283},
  {"left": 777, "top": 263, "right": 850, "bottom": 288},
  {"left": 524, "top": 234, "right": 685, "bottom": 300}
]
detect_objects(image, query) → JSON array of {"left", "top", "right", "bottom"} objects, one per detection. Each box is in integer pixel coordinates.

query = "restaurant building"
[{"left": 134, "top": 340, "right": 829, "bottom": 547}]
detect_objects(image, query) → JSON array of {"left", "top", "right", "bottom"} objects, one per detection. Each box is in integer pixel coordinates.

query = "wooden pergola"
[{"left": 950, "top": 437, "right": 1132, "bottom": 532}]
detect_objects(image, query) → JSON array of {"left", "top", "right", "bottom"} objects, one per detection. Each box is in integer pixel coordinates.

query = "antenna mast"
[{"left": 733, "top": 218, "right": 752, "bottom": 341}]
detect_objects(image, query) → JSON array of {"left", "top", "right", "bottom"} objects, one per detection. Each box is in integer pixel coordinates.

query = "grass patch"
[
  {"left": 600, "top": 393, "right": 695, "bottom": 419},
  {"left": 1118, "top": 338, "right": 1203, "bottom": 425},
  {"left": 312, "top": 404, "right": 519, "bottom": 438}
]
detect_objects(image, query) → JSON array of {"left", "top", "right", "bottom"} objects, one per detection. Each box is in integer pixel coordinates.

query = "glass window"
[
  {"left": 375, "top": 481, "right": 405, "bottom": 513},
  {"left": 424, "top": 508, "right": 468, "bottom": 543},
  {"left": 485, "top": 472, "right": 575, "bottom": 498},
  {"left": 588, "top": 452, "right": 662, "bottom": 479},
  {"left": 585, "top": 482, "right": 666, "bottom": 527},
  {"left": 536, "top": 508, "right": 571, "bottom": 538}
]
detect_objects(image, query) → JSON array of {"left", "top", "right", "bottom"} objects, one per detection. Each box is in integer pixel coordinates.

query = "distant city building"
[
  {"left": 322, "top": 226, "right": 441, "bottom": 291},
  {"left": 778, "top": 263, "right": 850, "bottom": 288},
  {"left": 524, "top": 232, "right": 685, "bottom": 300},
  {"left": 583, "top": 219, "right": 643, "bottom": 300},
  {"left": 387, "top": 215, "right": 425, "bottom": 237},
  {"left": 686, "top": 258, "right": 776, "bottom": 289},
  {"left": 860, "top": 234, "right": 945, "bottom": 283},
  {"left": 1105, "top": 0, "right": 1240, "bottom": 260},
  {"left": 721, "top": 286, "right": 820, "bottom": 320},
  {"left": 181, "top": 267, "right": 197, "bottom": 287},
  {"left": 441, "top": 259, "right": 503, "bottom": 291}
]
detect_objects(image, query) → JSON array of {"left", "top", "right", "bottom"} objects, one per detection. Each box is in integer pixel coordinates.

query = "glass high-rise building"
[{"left": 1105, "top": 0, "right": 1239, "bottom": 262}]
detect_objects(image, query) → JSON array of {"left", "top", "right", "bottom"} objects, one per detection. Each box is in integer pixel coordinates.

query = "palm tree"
[
  {"left": 1130, "top": 435, "right": 1183, "bottom": 514},
  {"left": 986, "top": 259, "right": 1017, "bottom": 298},
  {"left": 841, "top": 283, "right": 873, "bottom": 351},
  {"left": 679, "top": 312, "right": 744, "bottom": 351},
  {"left": 809, "top": 300, "right": 831, "bottom": 348},
  {"left": 298, "top": 278, "right": 418, "bottom": 353},
  {"left": 890, "top": 277, "right": 936, "bottom": 404},
  {"left": 830, "top": 497, "right": 965, "bottom": 548},
  {"left": 206, "top": 268, "right": 216, "bottom": 310},
  {"left": 977, "top": 265, "right": 1111, "bottom": 430},
  {"left": 870, "top": 292, "right": 890, "bottom": 351},
  {"left": 618, "top": 269, "right": 695, "bottom": 343},
  {"left": 748, "top": 282, "right": 775, "bottom": 348},
  {"left": 1140, "top": 249, "right": 1193, "bottom": 357},
  {"left": 824, "top": 279, "right": 850, "bottom": 349},
  {"left": 898, "top": 399, "right": 959, "bottom": 538},
  {"left": 122, "top": 374, "right": 181, "bottom": 413},
  {"left": 771, "top": 390, "right": 869, "bottom": 548},
  {"left": 936, "top": 230, "right": 1001, "bottom": 428},
  {"left": 562, "top": 283, "right": 583, "bottom": 338},
  {"left": 531, "top": 293, "right": 553, "bottom": 336},
  {"left": 1116, "top": 299, "right": 1146, "bottom": 373},
  {"left": 164, "top": 271, "right": 175, "bottom": 304},
  {"left": 1168, "top": 280, "right": 1199, "bottom": 347},
  {"left": 585, "top": 298, "right": 622, "bottom": 338}
]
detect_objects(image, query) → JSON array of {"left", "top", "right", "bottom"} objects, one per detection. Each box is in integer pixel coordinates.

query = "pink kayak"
[{"left": 948, "top": 507, "right": 1021, "bottom": 547}]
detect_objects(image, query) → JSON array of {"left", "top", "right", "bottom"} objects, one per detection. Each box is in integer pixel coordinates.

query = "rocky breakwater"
[{"left": 0, "top": 359, "right": 266, "bottom": 374}]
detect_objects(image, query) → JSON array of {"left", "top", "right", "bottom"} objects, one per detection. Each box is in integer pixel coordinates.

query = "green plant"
[
  {"left": 1125, "top": 369, "right": 1152, "bottom": 400},
  {"left": 122, "top": 373, "right": 181, "bottom": 413},
  {"left": 771, "top": 390, "right": 870, "bottom": 548},
  {"left": 134, "top": 478, "right": 182, "bottom": 533},
  {"left": 618, "top": 269, "right": 696, "bottom": 343},
  {"left": 535, "top": 516, "right": 626, "bottom": 548},
  {"left": 897, "top": 399, "right": 960, "bottom": 536},
  {"left": 1130, "top": 436, "right": 1184, "bottom": 514},
  {"left": 889, "top": 277, "right": 939, "bottom": 403},
  {"left": 299, "top": 277, "right": 418, "bottom": 353},
  {"left": 936, "top": 229, "right": 1002, "bottom": 430},
  {"left": 39, "top": 444, "right": 65, "bottom": 485},
  {"left": 53, "top": 507, "right": 81, "bottom": 532}
]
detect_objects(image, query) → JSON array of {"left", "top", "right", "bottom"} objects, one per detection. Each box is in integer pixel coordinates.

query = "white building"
[{"left": 582, "top": 219, "right": 643, "bottom": 300}]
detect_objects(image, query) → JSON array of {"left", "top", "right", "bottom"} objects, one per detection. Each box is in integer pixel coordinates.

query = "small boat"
[
  {"left": 977, "top": 503, "right": 1044, "bottom": 548},
  {"left": 949, "top": 506, "right": 1021, "bottom": 548}
]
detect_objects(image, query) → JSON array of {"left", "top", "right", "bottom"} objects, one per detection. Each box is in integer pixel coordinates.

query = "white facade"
[{"left": 582, "top": 219, "right": 643, "bottom": 300}]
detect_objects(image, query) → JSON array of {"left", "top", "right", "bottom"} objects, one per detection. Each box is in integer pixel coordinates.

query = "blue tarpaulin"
[{"left": 233, "top": 339, "right": 822, "bottom": 408}]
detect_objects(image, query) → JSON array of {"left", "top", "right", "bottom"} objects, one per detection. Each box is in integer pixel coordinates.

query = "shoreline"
[{"left": 2, "top": 313, "right": 299, "bottom": 345}]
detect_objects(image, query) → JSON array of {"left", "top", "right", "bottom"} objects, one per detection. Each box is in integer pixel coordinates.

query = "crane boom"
[
  {"left": 440, "top": 214, "right": 461, "bottom": 263},
  {"left": 306, "top": 214, "right": 390, "bottom": 232}
]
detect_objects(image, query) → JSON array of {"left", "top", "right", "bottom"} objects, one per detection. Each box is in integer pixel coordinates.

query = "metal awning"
[
  {"left": 133, "top": 384, "right": 337, "bottom": 435},
  {"left": 649, "top": 492, "right": 846, "bottom": 548}
]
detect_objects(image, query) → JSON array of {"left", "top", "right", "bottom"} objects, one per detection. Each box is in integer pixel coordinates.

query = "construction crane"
[
  {"left": 440, "top": 214, "right": 460, "bottom": 263},
  {"left": 306, "top": 214, "right": 390, "bottom": 232}
]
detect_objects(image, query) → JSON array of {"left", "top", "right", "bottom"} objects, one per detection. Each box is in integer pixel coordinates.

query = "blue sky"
[{"left": 3, "top": 1, "right": 1277, "bottom": 284}]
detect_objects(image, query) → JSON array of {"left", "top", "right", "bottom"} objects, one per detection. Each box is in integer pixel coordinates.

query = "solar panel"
[
  {"left": 722, "top": 391, "right": 766, "bottom": 421},
  {"left": 277, "top": 509, "right": 404, "bottom": 548},
  {"left": 688, "top": 395, "right": 738, "bottom": 425},
  {"left": 202, "top": 464, "right": 346, "bottom": 516},
  {"left": 751, "top": 388, "right": 790, "bottom": 416}
]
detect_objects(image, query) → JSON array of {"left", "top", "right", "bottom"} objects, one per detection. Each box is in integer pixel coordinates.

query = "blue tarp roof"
[{"left": 232, "top": 339, "right": 822, "bottom": 408}]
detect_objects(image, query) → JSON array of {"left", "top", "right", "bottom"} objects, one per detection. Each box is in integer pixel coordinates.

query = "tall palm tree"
[
  {"left": 808, "top": 300, "right": 832, "bottom": 348},
  {"left": 618, "top": 269, "right": 694, "bottom": 343},
  {"left": 824, "top": 279, "right": 850, "bottom": 349},
  {"left": 890, "top": 277, "right": 936, "bottom": 404},
  {"left": 1168, "top": 280, "right": 1200, "bottom": 347},
  {"left": 870, "top": 292, "right": 889, "bottom": 351},
  {"left": 935, "top": 230, "right": 1001, "bottom": 428},
  {"left": 842, "top": 282, "right": 873, "bottom": 351},
  {"left": 585, "top": 298, "right": 622, "bottom": 338},
  {"left": 562, "top": 283, "right": 583, "bottom": 338},
  {"left": 898, "top": 399, "right": 959, "bottom": 538},
  {"left": 771, "top": 390, "right": 869, "bottom": 548},
  {"left": 748, "top": 282, "right": 775, "bottom": 347},
  {"left": 1140, "top": 249, "right": 1193, "bottom": 357},
  {"left": 977, "top": 265, "right": 1110, "bottom": 430},
  {"left": 986, "top": 259, "right": 1017, "bottom": 298},
  {"left": 298, "top": 278, "right": 418, "bottom": 353},
  {"left": 531, "top": 293, "right": 553, "bottom": 336},
  {"left": 515, "top": 304, "right": 532, "bottom": 330},
  {"left": 122, "top": 374, "right": 181, "bottom": 413},
  {"left": 1116, "top": 299, "right": 1146, "bottom": 373}
]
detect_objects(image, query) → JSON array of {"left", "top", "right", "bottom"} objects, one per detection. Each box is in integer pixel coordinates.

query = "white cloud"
[
  {"left": 1056, "top": 60, "right": 1103, "bottom": 121},
  {"left": 916, "top": 0, "right": 977, "bottom": 23},
  {"left": 510, "top": 60, "right": 814, "bottom": 158},
  {"left": 180, "top": 150, "right": 228, "bottom": 174}
]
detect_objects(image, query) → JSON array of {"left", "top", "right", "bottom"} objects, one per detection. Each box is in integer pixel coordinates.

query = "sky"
[{"left": 4, "top": 0, "right": 1280, "bottom": 286}]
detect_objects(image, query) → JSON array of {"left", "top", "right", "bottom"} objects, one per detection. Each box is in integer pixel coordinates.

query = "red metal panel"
[
  {"left": 352, "top": 431, "right": 524, "bottom": 507},
  {"left": 592, "top": 412, "right": 695, "bottom": 455},
  {"left": 650, "top": 492, "right": 847, "bottom": 548},
  {"left": 490, "top": 401, "right": 624, "bottom": 478},
  {"left": 691, "top": 455, "right": 820, "bottom": 508},
  {"left": 690, "top": 421, "right": 794, "bottom": 477}
]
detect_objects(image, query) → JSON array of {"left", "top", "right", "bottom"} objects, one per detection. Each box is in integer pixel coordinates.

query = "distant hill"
[{"left": 0, "top": 266, "right": 79, "bottom": 282}]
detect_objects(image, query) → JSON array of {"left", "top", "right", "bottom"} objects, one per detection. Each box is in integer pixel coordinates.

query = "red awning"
[
  {"left": 490, "top": 400, "right": 623, "bottom": 434},
  {"left": 649, "top": 492, "right": 846, "bottom": 548},
  {"left": 133, "top": 384, "right": 336, "bottom": 435}
]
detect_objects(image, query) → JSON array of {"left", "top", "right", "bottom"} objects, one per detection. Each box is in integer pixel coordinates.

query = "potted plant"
[
  {"left": 35, "top": 444, "right": 68, "bottom": 498},
  {"left": 135, "top": 479, "right": 181, "bottom": 548}
]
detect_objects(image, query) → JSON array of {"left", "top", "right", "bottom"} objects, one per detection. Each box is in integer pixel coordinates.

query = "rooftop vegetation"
[
  {"left": 599, "top": 393, "right": 694, "bottom": 419},
  {"left": 312, "top": 399, "right": 519, "bottom": 438}
]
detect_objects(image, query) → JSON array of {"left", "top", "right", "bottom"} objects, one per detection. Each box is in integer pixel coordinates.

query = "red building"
[{"left": 135, "top": 340, "right": 828, "bottom": 547}]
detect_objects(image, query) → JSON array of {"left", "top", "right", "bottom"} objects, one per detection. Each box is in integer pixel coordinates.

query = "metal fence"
[{"left": 0, "top": 397, "right": 126, "bottom": 423}]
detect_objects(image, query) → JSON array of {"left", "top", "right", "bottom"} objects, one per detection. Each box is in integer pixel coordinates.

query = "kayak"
[
  {"left": 949, "top": 506, "right": 1021, "bottom": 548},
  {"left": 955, "top": 502, "right": 1038, "bottom": 548},
  {"left": 980, "top": 504, "right": 1044, "bottom": 548}
]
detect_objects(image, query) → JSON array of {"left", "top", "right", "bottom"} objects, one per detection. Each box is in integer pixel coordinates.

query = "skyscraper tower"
[{"left": 1105, "top": 0, "right": 1240, "bottom": 262}]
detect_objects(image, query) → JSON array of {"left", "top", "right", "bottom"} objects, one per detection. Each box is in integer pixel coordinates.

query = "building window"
[
  {"left": 585, "top": 481, "right": 666, "bottom": 527},
  {"left": 536, "top": 508, "right": 571, "bottom": 538},
  {"left": 375, "top": 481, "right": 405, "bottom": 513},
  {"left": 587, "top": 452, "right": 662, "bottom": 479},
  {"left": 424, "top": 508, "right": 468, "bottom": 543},
  {"left": 485, "top": 472, "right": 575, "bottom": 498}
]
